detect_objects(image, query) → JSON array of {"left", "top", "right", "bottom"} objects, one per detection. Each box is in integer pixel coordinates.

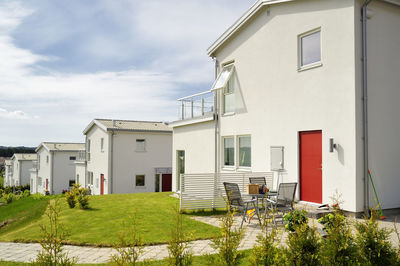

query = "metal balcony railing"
[
  {"left": 178, "top": 90, "right": 214, "bottom": 120},
  {"left": 77, "top": 151, "right": 87, "bottom": 162}
]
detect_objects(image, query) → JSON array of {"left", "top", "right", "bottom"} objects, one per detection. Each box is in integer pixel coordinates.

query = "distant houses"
[
  {"left": 8, "top": 154, "right": 37, "bottom": 187},
  {"left": 78, "top": 119, "right": 172, "bottom": 195}
]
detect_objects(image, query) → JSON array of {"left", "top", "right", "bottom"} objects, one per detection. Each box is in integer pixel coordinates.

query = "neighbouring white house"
[
  {"left": 78, "top": 119, "right": 172, "bottom": 195},
  {"left": 170, "top": 0, "right": 400, "bottom": 214},
  {"left": 8, "top": 154, "right": 37, "bottom": 187},
  {"left": 32, "top": 142, "right": 85, "bottom": 195},
  {"left": 4, "top": 159, "right": 13, "bottom": 187}
]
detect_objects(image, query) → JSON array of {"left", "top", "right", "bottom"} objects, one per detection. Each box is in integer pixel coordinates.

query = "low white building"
[
  {"left": 171, "top": 0, "right": 400, "bottom": 214},
  {"left": 79, "top": 119, "right": 172, "bottom": 195},
  {"left": 9, "top": 154, "right": 37, "bottom": 187},
  {"left": 33, "top": 142, "right": 85, "bottom": 194},
  {"left": 4, "top": 159, "right": 13, "bottom": 187}
]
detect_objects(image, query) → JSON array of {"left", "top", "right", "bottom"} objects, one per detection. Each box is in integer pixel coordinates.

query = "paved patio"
[{"left": 1, "top": 210, "right": 400, "bottom": 264}]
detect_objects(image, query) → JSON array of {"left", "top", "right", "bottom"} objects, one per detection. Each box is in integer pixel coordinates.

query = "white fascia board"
[
  {"left": 169, "top": 115, "right": 215, "bottom": 128},
  {"left": 207, "top": 0, "right": 294, "bottom": 57},
  {"left": 82, "top": 119, "right": 107, "bottom": 135},
  {"left": 35, "top": 143, "right": 49, "bottom": 153}
]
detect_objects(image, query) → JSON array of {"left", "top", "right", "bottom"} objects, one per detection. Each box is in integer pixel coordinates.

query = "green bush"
[
  {"left": 77, "top": 193, "right": 89, "bottom": 209},
  {"left": 3, "top": 193, "right": 16, "bottom": 204},
  {"left": 284, "top": 209, "right": 308, "bottom": 232},
  {"left": 22, "top": 189, "right": 30, "bottom": 198},
  {"left": 32, "top": 192, "right": 45, "bottom": 200},
  {"left": 355, "top": 210, "right": 397, "bottom": 265},
  {"left": 65, "top": 191, "right": 76, "bottom": 208}
]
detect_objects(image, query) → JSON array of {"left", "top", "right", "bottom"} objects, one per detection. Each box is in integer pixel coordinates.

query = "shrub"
[
  {"left": 76, "top": 193, "right": 89, "bottom": 209},
  {"left": 284, "top": 223, "right": 321, "bottom": 265},
  {"left": 32, "top": 199, "right": 77, "bottom": 265},
  {"left": 22, "top": 189, "right": 30, "bottom": 198},
  {"left": 65, "top": 191, "right": 76, "bottom": 209},
  {"left": 283, "top": 209, "right": 308, "bottom": 232},
  {"left": 32, "top": 192, "right": 45, "bottom": 200},
  {"left": 211, "top": 202, "right": 244, "bottom": 266},
  {"left": 319, "top": 211, "right": 359, "bottom": 265},
  {"left": 250, "top": 212, "right": 282, "bottom": 265},
  {"left": 355, "top": 210, "right": 397, "bottom": 265},
  {"left": 167, "top": 206, "right": 193, "bottom": 266},
  {"left": 3, "top": 193, "right": 15, "bottom": 204},
  {"left": 110, "top": 212, "right": 144, "bottom": 265}
]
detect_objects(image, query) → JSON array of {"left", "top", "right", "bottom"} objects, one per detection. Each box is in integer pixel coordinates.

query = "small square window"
[
  {"left": 69, "top": 180, "right": 75, "bottom": 187},
  {"left": 136, "top": 139, "right": 146, "bottom": 152},
  {"left": 299, "top": 29, "right": 321, "bottom": 69},
  {"left": 69, "top": 156, "right": 76, "bottom": 161},
  {"left": 136, "top": 175, "right": 145, "bottom": 187}
]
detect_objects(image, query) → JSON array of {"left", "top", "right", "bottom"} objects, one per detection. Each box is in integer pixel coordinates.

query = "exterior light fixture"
[{"left": 329, "top": 138, "right": 337, "bottom": 153}]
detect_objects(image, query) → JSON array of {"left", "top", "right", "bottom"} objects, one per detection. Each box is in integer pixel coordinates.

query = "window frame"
[
  {"left": 298, "top": 28, "right": 322, "bottom": 71},
  {"left": 237, "top": 135, "right": 252, "bottom": 169},
  {"left": 222, "top": 136, "right": 235, "bottom": 169},
  {"left": 135, "top": 174, "right": 146, "bottom": 187},
  {"left": 135, "top": 139, "right": 146, "bottom": 152}
]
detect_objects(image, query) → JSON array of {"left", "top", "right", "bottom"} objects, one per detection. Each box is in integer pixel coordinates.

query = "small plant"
[
  {"left": 355, "top": 209, "right": 397, "bottom": 265},
  {"left": 211, "top": 201, "right": 244, "bottom": 266},
  {"left": 110, "top": 211, "right": 144, "bottom": 265},
  {"left": 32, "top": 199, "right": 77, "bottom": 265},
  {"left": 167, "top": 205, "right": 193, "bottom": 266},
  {"left": 250, "top": 211, "right": 282, "bottom": 265},
  {"left": 65, "top": 190, "right": 76, "bottom": 208},
  {"left": 283, "top": 209, "right": 308, "bottom": 232}
]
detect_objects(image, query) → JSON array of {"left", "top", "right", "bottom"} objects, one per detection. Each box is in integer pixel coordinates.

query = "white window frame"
[
  {"left": 298, "top": 28, "right": 322, "bottom": 71},
  {"left": 237, "top": 135, "right": 252, "bottom": 170},
  {"left": 135, "top": 139, "right": 146, "bottom": 152},
  {"left": 222, "top": 136, "right": 235, "bottom": 170},
  {"left": 135, "top": 174, "right": 146, "bottom": 188}
]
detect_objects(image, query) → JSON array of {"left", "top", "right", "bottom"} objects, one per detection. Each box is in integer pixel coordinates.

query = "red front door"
[
  {"left": 300, "top": 131, "right": 322, "bottom": 204},
  {"left": 162, "top": 174, "right": 172, "bottom": 192},
  {"left": 100, "top": 174, "right": 104, "bottom": 195},
  {"left": 46, "top": 179, "right": 49, "bottom": 190}
]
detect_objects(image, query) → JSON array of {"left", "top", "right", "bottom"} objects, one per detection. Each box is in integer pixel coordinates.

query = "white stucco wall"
[
  {"left": 172, "top": 121, "right": 216, "bottom": 191},
  {"left": 52, "top": 151, "right": 79, "bottom": 194},
  {"left": 75, "top": 162, "right": 86, "bottom": 188},
  {"left": 30, "top": 170, "right": 37, "bottom": 194},
  {"left": 112, "top": 131, "right": 172, "bottom": 194},
  {"left": 10, "top": 158, "right": 34, "bottom": 186},
  {"left": 354, "top": 0, "right": 400, "bottom": 211},
  {"left": 4, "top": 161, "right": 13, "bottom": 187},
  {"left": 36, "top": 148, "right": 51, "bottom": 194},
  {"left": 86, "top": 125, "right": 109, "bottom": 195}
]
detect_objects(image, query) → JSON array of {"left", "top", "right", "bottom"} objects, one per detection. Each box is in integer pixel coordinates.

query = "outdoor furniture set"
[{"left": 223, "top": 177, "right": 297, "bottom": 228}]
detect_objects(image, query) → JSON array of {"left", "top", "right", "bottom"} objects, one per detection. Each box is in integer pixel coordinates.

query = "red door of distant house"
[
  {"left": 162, "top": 174, "right": 172, "bottom": 192},
  {"left": 300, "top": 131, "right": 322, "bottom": 204},
  {"left": 46, "top": 179, "right": 49, "bottom": 190},
  {"left": 100, "top": 174, "right": 104, "bottom": 195}
]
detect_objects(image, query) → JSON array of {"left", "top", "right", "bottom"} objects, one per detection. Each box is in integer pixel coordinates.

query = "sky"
[{"left": 0, "top": 0, "right": 254, "bottom": 146}]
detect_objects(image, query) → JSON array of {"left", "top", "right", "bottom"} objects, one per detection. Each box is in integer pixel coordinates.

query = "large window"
[
  {"left": 223, "top": 137, "right": 234, "bottom": 167},
  {"left": 238, "top": 136, "right": 251, "bottom": 167},
  {"left": 136, "top": 175, "right": 145, "bottom": 187},
  {"left": 299, "top": 29, "right": 321, "bottom": 69},
  {"left": 136, "top": 139, "right": 146, "bottom": 152}
]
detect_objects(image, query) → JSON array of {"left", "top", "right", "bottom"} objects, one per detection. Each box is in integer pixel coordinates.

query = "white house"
[
  {"left": 8, "top": 154, "right": 37, "bottom": 187},
  {"left": 33, "top": 142, "right": 85, "bottom": 194},
  {"left": 171, "top": 0, "right": 400, "bottom": 214},
  {"left": 79, "top": 119, "right": 172, "bottom": 195},
  {"left": 4, "top": 159, "right": 12, "bottom": 187}
]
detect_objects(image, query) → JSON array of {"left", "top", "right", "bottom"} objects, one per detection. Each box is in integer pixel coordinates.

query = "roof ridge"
[{"left": 95, "top": 118, "right": 167, "bottom": 124}]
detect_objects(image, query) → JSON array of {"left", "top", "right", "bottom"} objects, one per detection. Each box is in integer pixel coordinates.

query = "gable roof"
[
  {"left": 36, "top": 142, "right": 85, "bottom": 153},
  {"left": 11, "top": 153, "right": 37, "bottom": 161},
  {"left": 207, "top": 0, "right": 400, "bottom": 57},
  {"left": 83, "top": 119, "right": 172, "bottom": 135}
]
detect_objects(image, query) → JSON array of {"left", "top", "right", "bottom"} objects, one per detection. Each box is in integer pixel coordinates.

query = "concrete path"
[
  {"left": 0, "top": 215, "right": 261, "bottom": 264},
  {"left": 2, "top": 212, "right": 400, "bottom": 264}
]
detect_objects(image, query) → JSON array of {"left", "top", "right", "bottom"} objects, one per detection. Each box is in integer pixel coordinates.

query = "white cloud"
[{"left": 0, "top": 107, "right": 35, "bottom": 120}]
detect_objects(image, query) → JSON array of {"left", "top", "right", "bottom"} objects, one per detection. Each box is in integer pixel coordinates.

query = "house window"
[
  {"left": 101, "top": 138, "right": 104, "bottom": 151},
  {"left": 96, "top": 177, "right": 99, "bottom": 188},
  {"left": 88, "top": 172, "right": 93, "bottom": 185},
  {"left": 87, "top": 139, "right": 91, "bottom": 162},
  {"left": 238, "top": 136, "right": 251, "bottom": 167},
  {"left": 135, "top": 175, "right": 145, "bottom": 187},
  {"left": 69, "top": 180, "right": 75, "bottom": 187},
  {"left": 69, "top": 156, "right": 76, "bottom": 161},
  {"left": 299, "top": 28, "right": 321, "bottom": 69},
  {"left": 136, "top": 139, "right": 146, "bottom": 152},
  {"left": 223, "top": 137, "right": 235, "bottom": 167},
  {"left": 211, "top": 64, "right": 236, "bottom": 114},
  {"left": 37, "top": 155, "right": 40, "bottom": 169},
  {"left": 38, "top": 177, "right": 42, "bottom": 186},
  {"left": 176, "top": 150, "right": 185, "bottom": 190},
  {"left": 155, "top": 174, "right": 160, "bottom": 192},
  {"left": 223, "top": 78, "right": 235, "bottom": 114},
  {"left": 46, "top": 156, "right": 49, "bottom": 164},
  {"left": 76, "top": 174, "right": 80, "bottom": 185}
]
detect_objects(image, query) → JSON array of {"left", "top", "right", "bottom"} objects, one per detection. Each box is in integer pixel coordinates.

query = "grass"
[
  {"left": 0, "top": 192, "right": 220, "bottom": 246},
  {"left": 0, "top": 196, "right": 48, "bottom": 235},
  {"left": 0, "top": 250, "right": 253, "bottom": 265}
]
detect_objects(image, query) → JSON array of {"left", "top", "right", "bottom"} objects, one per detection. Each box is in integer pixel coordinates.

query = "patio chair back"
[
  {"left": 223, "top": 182, "right": 244, "bottom": 207},
  {"left": 249, "top": 176, "right": 273, "bottom": 190},
  {"left": 276, "top": 182, "right": 297, "bottom": 208}
]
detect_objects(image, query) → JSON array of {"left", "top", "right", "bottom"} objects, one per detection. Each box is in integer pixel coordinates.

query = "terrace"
[{"left": 177, "top": 90, "right": 215, "bottom": 121}]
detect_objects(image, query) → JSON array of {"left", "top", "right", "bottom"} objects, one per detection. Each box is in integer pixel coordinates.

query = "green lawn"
[
  {"left": 0, "top": 196, "right": 48, "bottom": 235},
  {"left": 0, "top": 192, "right": 220, "bottom": 246}
]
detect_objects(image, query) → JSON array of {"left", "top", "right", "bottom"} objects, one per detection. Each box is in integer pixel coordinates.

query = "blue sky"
[{"left": 0, "top": 0, "right": 253, "bottom": 146}]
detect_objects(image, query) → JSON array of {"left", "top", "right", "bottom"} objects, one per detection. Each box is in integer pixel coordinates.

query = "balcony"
[
  {"left": 177, "top": 90, "right": 214, "bottom": 121},
  {"left": 77, "top": 151, "right": 87, "bottom": 162}
]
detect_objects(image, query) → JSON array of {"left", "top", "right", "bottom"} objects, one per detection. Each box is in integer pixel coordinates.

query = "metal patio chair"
[
  {"left": 265, "top": 182, "right": 297, "bottom": 226},
  {"left": 223, "top": 182, "right": 261, "bottom": 228}
]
